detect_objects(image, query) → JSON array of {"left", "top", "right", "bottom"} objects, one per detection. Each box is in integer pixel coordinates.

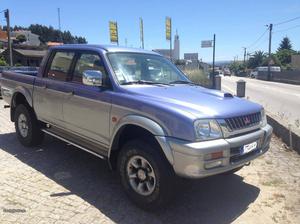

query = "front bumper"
[{"left": 160, "top": 124, "right": 272, "bottom": 178}]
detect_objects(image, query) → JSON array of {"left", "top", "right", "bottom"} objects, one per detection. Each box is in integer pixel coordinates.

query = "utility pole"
[
  {"left": 57, "top": 8, "right": 63, "bottom": 42},
  {"left": 243, "top": 47, "right": 247, "bottom": 64},
  {"left": 169, "top": 18, "right": 172, "bottom": 61},
  {"left": 4, "top": 9, "right": 13, "bottom": 66},
  {"left": 57, "top": 8, "right": 61, "bottom": 31},
  {"left": 267, "top": 23, "right": 273, "bottom": 81},
  {"left": 139, "top": 17, "right": 144, "bottom": 49},
  {"left": 212, "top": 34, "right": 216, "bottom": 88}
]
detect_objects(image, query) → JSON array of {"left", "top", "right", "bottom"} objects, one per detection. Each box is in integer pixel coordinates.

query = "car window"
[
  {"left": 47, "top": 51, "right": 75, "bottom": 81},
  {"left": 73, "top": 53, "right": 107, "bottom": 83},
  {"left": 108, "top": 53, "right": 187, "bottom": 84}
]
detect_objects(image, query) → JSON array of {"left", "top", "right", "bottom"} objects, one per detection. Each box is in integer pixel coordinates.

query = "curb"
[{"left": 267, "top": 115, "right": 300, "bottom": 154}]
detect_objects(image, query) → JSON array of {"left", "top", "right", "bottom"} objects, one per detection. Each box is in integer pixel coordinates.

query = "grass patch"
[{"left": 182, "top": 69, "right": 211, "bottom": 88}]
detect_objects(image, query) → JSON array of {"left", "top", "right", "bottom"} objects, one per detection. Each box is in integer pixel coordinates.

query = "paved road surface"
[
  {"left": 222, "top": 76, "right": 300, "bottom": 131},
  {"left": 0, "top": 100, "right": 300, "bottom": 223}
]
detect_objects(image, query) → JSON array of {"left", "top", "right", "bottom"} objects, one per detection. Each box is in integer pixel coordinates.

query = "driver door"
[{"left": 63, "top": 52, "right": 112, "bottom": 148}]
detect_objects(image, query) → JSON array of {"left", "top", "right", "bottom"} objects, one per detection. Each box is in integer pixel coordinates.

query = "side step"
[{"left": 41, "top": 129, "right": 105, "bottom": 160}]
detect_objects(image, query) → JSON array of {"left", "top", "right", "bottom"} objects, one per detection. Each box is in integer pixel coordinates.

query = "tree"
[
  {"left": 16, "top": 34, "right": 27, "bottom": 43},
  {"left": 262, "top": 53, "right": 281, "bottom": 66},
  {"left": 28, "top": 24, "right": 87, "bottom": 44},
  {"left": 229, "top": 61, "right": 245, "bottom": 74},
  {"left": 0, "top": 55, "right": 8, "bottom": 66},
  {"left": 278, "top": 37, "right": 293, "bottom": 51},
  {"left": 247, "top": 51, "right": 267, "bottom": 69},
  {"left": 276, "top": 49, "right": 294, "bottom": 66}
]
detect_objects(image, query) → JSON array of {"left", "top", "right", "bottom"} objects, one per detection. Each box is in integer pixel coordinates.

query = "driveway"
[{"left": 0, "top": 99, "right": 299, "bottom": 224}]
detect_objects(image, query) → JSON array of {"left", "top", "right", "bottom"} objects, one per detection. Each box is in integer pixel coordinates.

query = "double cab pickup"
[{"left": 0, "top": 45, "right": 272, "bottom": 209}]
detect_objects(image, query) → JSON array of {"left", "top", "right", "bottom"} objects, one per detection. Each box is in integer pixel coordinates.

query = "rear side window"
[
  {"left": 72, "top": 53, "right": 107, "bottom": 83},
  {"left": 47, "top": 51, "right": 75, "bottom": 81}
]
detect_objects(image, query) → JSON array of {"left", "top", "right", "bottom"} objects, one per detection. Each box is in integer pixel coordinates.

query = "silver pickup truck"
[{"left": 0, "top": 45, "right": 272, "bottom": 209}]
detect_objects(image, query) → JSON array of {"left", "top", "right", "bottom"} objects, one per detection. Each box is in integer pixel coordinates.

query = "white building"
[
  {"left": 11, "top": 30, "right": 40, "bottom": 46},
  {"left": 153, "top": 31, "right": 180, "bottom": 60}
]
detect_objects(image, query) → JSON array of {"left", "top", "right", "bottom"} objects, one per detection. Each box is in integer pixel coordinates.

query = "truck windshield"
[{"left": 107, "top": 52, "right": 190, "bottom": 85}]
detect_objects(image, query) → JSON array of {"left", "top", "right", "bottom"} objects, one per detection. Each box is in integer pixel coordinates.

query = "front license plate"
[{"left": 241, "top": 141, "right": 257, "bottom": 155}]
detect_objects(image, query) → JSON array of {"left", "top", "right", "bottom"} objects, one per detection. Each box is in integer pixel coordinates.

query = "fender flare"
[
  {"left": 10, "top": 87, "right": 33, "bottom": 121},
  {"left": 109, "top": 115, "right": 174, "bottom": 165},
  {"left": 11, "top": 86, "right": 33, "bottom": 107}
]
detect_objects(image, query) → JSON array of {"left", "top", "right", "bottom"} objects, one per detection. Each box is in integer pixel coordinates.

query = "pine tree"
[{"left": 277, "top": 37, "right": 292, "bottom": 51}]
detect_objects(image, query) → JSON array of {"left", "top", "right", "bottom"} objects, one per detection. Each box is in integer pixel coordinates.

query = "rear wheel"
[
  {"left": 14, "top": 104, "right": 44, "bottom": 147},
  {"left": 117, "top": 140, "right": 175, "bottom": 210}
]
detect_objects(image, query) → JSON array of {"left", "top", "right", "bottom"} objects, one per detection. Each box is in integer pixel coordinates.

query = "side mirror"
[{"left": 82, "top": 70, "right": 103, "bottom": 87}]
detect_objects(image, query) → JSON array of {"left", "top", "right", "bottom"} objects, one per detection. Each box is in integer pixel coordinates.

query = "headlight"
[
  {"left": 194, "top": 119, "right": 222, "bottom": 140},
  {"left": 261, "top": 108, "right": 267, "bottom": 126}
]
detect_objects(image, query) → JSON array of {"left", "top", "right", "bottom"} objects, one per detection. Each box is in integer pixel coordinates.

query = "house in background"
[
  {"left": 291, "top": 55, "right": 300, "bottom": 70},
  {"left": 11, "top": 30, "right": 41, "bottom": 46},
  {"left": 2, "top": 48, "right": 46, "bottom": 66}
]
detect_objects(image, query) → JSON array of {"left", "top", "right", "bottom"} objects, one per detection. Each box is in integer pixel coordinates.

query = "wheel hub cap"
[
  {"left": 18, "top": 113, "right": 29, "bottom": 138},
  {"left": 137, "top": 169, "right": 147, "bottom": 181},
  {"left": 127, "top": 155, "right": 156, "bottom": 196}
]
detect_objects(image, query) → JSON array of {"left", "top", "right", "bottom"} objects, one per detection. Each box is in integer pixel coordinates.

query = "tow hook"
[{"left": 245, "top": 162, "right": 251, "bottom": 166}]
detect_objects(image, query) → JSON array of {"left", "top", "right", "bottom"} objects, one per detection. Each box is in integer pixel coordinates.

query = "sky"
[{"left": 1, "top": 0, "right": 300, "bottom": 62}]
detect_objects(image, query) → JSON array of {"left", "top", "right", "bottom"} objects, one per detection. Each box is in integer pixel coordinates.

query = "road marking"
[{"left": 222, "top": 83, "right": 235, "bottom": 93}]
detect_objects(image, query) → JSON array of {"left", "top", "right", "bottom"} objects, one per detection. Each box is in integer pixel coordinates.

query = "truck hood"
[{"left": 122, "top": 85, "right": 262, "bottom": 119}]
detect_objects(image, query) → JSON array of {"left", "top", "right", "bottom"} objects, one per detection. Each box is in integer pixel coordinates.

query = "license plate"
[{"left": 241, "top": 141, "right": 257, "bottom": 155}]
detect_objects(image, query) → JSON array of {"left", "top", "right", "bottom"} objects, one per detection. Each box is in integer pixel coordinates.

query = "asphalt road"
[{"left": 222, "top": 76, "right": 300, "bottom": 131}]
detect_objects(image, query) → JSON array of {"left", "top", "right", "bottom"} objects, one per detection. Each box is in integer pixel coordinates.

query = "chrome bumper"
[{"left": 159, "top": 124, "right": 272, "bottom": 178}]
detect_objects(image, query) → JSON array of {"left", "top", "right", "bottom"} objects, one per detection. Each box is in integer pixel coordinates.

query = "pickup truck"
[{"left": 0, "top": 45, "right": 272, "bottom": 209}]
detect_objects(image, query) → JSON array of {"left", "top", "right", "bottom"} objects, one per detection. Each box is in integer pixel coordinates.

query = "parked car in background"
[
  {"left": 250, "top": 66, "right": 281, "bottom": 79},
  {"left": 224, "top": 68, "right": 231, "bottom": 76},
  {"left": 0, "top": 66, "right": 10, "bottom": 98},
  {"left": 250, "top": 69, "right": 258, "bottom": 78},
  {"left": 0, "top": 45, "right": 273, "bottom": 209}
]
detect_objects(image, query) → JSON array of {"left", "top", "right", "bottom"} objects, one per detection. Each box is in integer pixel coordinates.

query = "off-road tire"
[
  {"left": 14, "top": 104, "right": 44, "bottom": 147},
  {"left": 117, "top": 139, "right": 175, "bottom": 210}
]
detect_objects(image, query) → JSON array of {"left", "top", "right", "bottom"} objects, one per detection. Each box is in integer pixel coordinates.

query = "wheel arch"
[
  {"left": 10, "top": 88, "right": 33, "bottom": 122},
  {"left": 108, "top": 115, "right": 174, "bottom": 169}
]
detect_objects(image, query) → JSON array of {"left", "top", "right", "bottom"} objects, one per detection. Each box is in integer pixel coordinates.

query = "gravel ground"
[{"left": 0, "top": 99, "right": 299, "bottom": 224}]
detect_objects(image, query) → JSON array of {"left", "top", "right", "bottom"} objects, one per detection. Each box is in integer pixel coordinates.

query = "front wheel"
[
  {"left": 117, "top": 140, "right": 175, "bottom": 210},
  {"left": 14, "top": 104, "right": 44, "bottom": 147}
]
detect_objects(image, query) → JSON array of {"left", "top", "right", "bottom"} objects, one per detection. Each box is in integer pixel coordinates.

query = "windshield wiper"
[
  {"left": 169, "top": 80, "right": 198, "bottom": 85},
  {"left": 122, "top": 80, "right": 171, "bottom": 86}
]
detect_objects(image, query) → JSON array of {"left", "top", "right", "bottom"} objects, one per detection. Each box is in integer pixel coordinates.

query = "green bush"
[
  {"left": 182, "top": 69, "right": 211, "bottom": 87},
  {"left": 0, "top": 55, "right": 8, "bottom": 66}
]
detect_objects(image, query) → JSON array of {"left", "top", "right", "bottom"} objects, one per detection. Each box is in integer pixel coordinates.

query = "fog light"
[{"left": 205, "top": 160, "right": 223, "bottom": 169}]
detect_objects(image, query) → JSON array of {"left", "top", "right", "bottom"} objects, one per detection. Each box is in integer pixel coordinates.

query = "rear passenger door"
[
  {"left": 62, "top": 51, "right": 112, "bottom": 149},
  {"left": 34, "top": 51, "right": 75, "bottom": 128}
]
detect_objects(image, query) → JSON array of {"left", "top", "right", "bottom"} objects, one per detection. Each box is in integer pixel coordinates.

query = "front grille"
[{"left": 225, "top": 112, "right": 261, "bottom": 131}]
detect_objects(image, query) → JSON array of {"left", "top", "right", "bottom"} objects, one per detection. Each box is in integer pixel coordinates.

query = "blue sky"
[{"left": 1, "top": 0, "right": 300, "bottom": 61}]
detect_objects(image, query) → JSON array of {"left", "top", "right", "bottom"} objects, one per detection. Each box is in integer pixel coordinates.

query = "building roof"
[
  {"left": 14, "top": 49, "right": 47, "bottom": 57},
  {"left": 51, "top": 44, "right": 160, "bottom": 55},
  {"left": 47, "top": 42, "right": 64, "bottom": 46}
]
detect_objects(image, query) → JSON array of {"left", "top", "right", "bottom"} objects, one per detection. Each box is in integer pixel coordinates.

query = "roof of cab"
[{"left": 50, "top": 44, "right": 160, "bottom": 55}]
